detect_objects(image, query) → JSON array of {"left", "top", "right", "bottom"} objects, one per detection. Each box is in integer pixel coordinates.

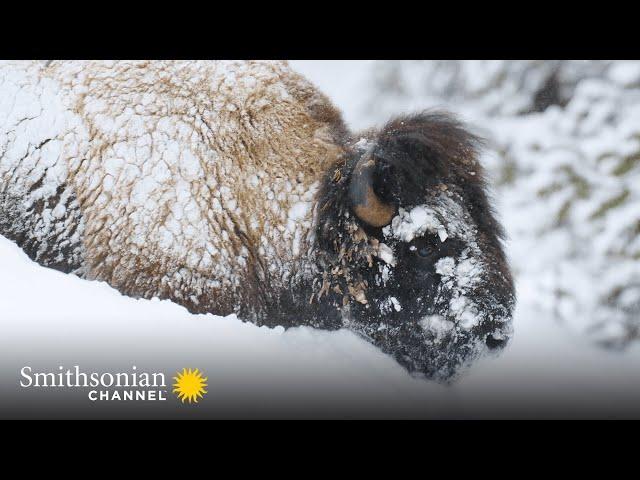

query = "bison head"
[{"left": 316, "top": 111, "right": 515, "bottom": 382}]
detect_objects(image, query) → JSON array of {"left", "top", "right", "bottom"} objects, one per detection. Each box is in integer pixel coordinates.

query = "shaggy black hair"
[{"left": 373, "top": 112, "right": 506, "bottom": 246}]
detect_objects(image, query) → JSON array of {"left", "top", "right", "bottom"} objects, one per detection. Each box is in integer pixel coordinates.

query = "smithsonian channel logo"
[{"left": 19, "top": 365, "right": 208, "bottom": 403}]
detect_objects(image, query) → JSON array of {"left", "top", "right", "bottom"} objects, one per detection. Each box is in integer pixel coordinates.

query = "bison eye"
[{"left": 409, "top": 244, "right": 431, "bottom": 258}]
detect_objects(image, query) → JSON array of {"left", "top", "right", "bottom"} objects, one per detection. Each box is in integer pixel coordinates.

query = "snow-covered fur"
[
  {"left": 0, "top": 61, "right": 347, "bottom": 319},
  {"left": 0, "top": 61, "right": 514, "bottom": 381}
]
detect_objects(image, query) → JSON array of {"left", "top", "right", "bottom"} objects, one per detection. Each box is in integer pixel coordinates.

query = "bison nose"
[{"left": 485, "top": 334, "right": 507, "bottom": 350}]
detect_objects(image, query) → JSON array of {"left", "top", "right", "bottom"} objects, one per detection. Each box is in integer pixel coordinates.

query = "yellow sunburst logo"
[{"left": 172, "top": 368, "right": 208, "bottom": 404}]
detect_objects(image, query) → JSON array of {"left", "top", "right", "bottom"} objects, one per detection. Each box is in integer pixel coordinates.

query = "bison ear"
[{"left": 348, "top": 147, "right": 396, "bottom": 228}]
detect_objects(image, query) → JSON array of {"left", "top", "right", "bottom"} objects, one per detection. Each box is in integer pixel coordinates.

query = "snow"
[
  {"left": 389, "top": 296, "right": 402, "bottom": 312},
  {"left": 608, "top": 61, "right": 640, "bottom": 87},
  {"left": 0, "top": 234, "right": 453, "bottom": 417},
  {"left": 420, "top": 315, "right": 454, "bottom": 341},
  {"left": 4, "top": 230, "right": 640, "bottom": 418},
  {"left": 1, "top": 60, "right": 640, "bottom": 417},
  {"left": 389, "top": 205, "right": 440, "bottom": 243},
  {"left": 375, "top": 242, "right": 396, "bottom": 267},
  {"left": 435, "top": 257, "right": 456, "bottom": 277}
]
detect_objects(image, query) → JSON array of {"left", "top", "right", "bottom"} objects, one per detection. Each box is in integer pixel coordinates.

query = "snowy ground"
[{"left": 1, "top": 61, "right": 640, "bottom": 418}]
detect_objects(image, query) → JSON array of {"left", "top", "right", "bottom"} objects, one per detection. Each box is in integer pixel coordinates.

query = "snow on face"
[
  {"left": 379, "top": 195, "right": 504, "bottom": 335},
  {"left": 379, "top": 295, "right": 403, "bottom": 315},
  {"left": 359, "top": 192, "right": 513, "bottom": 381},
  {"left": 375, "top": 242, "right": 396, "bottom": 267},
  {"left": 383, "top": 194, "right": 477, "bottom": 245},
  {"left": 435, "top": 250, "right": 484, "bottom": 330},
  {"left": 419, "top": 315, "right": 455, "bottom": 343},
  {"left": 387, "top": 204, "right": 445, "bottom": 243}
]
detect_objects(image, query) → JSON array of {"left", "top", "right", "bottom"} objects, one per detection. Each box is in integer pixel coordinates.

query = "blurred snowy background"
[{"left": 1, "top": 60, "right": 640, "bottom": 418}]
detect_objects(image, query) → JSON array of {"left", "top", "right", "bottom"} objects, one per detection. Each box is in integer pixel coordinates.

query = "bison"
[{"left": 0, "top": 60, "right": 514, "bottom": 381}]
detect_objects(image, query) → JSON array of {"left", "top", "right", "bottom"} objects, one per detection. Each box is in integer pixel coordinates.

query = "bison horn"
[{"left": 348, "top": 149, "right": 396, "bottom": 228}]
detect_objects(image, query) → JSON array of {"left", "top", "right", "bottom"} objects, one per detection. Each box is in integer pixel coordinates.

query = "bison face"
[{"left": 320, "top": 112, "right": 515, "bottom": 382}]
